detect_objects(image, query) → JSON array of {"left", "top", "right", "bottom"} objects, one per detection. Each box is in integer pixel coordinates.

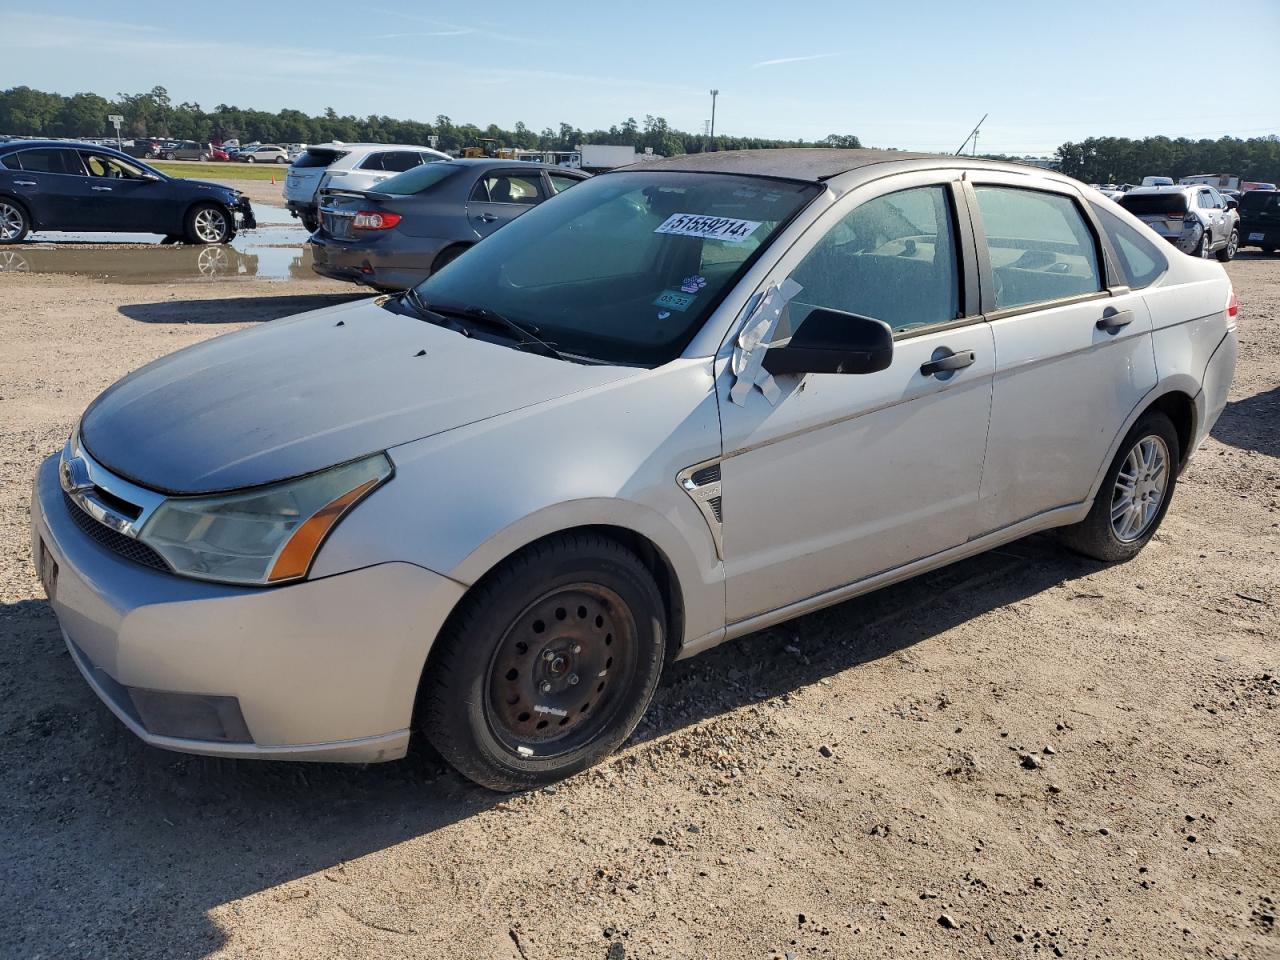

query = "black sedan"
[
  {"left": 310, "top": 158, "right": 588, "bottom": 290},
  {"left": 0, "top": 140, "right": 255, "bottom": 245}
]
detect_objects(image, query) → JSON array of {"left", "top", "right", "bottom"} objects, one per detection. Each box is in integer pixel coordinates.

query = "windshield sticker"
[
  {"left": 654, "top": 213, "right": 762, "bottom": 243},
  {"left": 654, "top": 289, "right": 695, "bottom": 312},
  {"left": 680, "top": 274, "right": 707, "bottom": 294}
]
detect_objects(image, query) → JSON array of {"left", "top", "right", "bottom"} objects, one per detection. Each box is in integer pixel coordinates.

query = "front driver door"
[
  {"left": 78, "top": 152, "right": 159, "bottom": 233},
  {"left": 718, "top": 176, "right": 995, "bottom": 624}
]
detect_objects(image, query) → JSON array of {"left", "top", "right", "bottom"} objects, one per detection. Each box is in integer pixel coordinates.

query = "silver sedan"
[{"left": 32, "top": 149, "right": 1237, "bottom": 791}]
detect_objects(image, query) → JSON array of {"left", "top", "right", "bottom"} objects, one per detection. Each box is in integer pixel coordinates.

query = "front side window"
[
  {"left": 788, "top": 185, "right": 961, "bottom": 335},
  {"left": 549, "top": 173, "right": 583, "bottom": 195},
  {"left": 974, "top": 186, "right": 1102, "bottom": 310},
  {"left": 413, "top": 171, "right": 818, "bottom": 365},
  {"left": 1092, "top": 204, "right": 1166, "bottom": 289},
  {"left": 80, "top": 153, "right": 148, "bottom": 179},
  {"left": 12, "top": 148, "right": 85, "bottom": 175}
]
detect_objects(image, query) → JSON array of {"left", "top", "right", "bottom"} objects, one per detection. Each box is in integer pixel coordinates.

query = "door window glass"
[
  {"left": 549, "top": 174, "right": 583, "bottom": 195},
  {"left": 973, "top": 186, "right": 1102, "bottom": 310},
  {"left": 788, "top": 185, "right": 961, "bottom": 334},
  {"left": 380, "top": 152, "right": 423, "bottom": 173},
  {"left": 1092, "top": 204, "right": 1166, "bottom": 289},
  {"left": 13, "top": 148, "right": 86, "bottom": 175},
  {"left": 1197, "top": 190, "right": 1216, "bottom": 209},
  {"left": 472, "top": 174, "right": 545, "bottom": 205},
  {"left": 80, "top": 153, "right": 147, "bottom": 179}
]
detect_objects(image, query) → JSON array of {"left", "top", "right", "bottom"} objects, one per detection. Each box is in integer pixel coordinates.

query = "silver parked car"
[
  {"left": 31, "top": 149, "right": 1238, "bottom": 791},
  {"left": 1119, "top": 184, "right": 1239, "bottom": 260},
  {"left": 310, "top": 158, "right": 590, "bottom": 290}
]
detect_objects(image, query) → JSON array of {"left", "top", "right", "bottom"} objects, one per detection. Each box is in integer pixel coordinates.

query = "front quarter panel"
[{"left": 311, "top": 358, "right": 728, "bottom": 647}]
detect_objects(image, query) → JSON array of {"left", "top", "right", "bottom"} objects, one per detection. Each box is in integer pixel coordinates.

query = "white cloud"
[{"left": 752, "top": 53, "right": 839, "bottom": 69}]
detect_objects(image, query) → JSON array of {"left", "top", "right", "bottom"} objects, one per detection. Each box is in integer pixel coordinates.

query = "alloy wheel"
[
  {"left": 193, "top": 208, "right": 228, "bottom": 244},
  {"left": 486, "top": 583, "right": 638, "bottom": 759},
  {"left": 1226, "top": 231, "right": 1238, "bottom": 259},
  {"left": 1111, "top": 435, "right": 1170, "bottom": 542},
  {"left": 0, "top": 201, "right": 25, "bottom": 241}
]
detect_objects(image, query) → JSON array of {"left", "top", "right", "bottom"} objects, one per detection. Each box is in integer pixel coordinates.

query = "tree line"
[
  {"left": 0, "top": 85, "right": 861, "bottom": 157},
  {"left": 1055, "top": 135, "right": 1280, "bottom": 184}
]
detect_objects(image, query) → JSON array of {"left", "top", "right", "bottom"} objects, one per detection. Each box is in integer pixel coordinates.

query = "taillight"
[
  {"left": 1167, "top": 211, "right": 1185, "bottom": 220},
  {"left": 1226, "top": 289, "right": 1238, "bottom": 329},
  {"left": 352, "top": 211, "right": 401, "bottom": 231}
]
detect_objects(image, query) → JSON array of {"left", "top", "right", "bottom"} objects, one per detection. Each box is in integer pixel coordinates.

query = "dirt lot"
[{"left": 0, "top": 233, "right": 1276, "bottom": 959}]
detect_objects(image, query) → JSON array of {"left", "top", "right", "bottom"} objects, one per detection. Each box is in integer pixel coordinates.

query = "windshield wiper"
[{"left": 429, "top": 303, "right": 567, "bottom": 362}]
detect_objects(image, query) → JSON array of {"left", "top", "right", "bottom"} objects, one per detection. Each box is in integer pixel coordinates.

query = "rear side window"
[
  {"left": 11, "top": 148, "right": 85, "bottom": 175},
  {"left": 1092, "top": 205, "right": 1166, "bottom": 290},
  {"left": 470, "top": 174, "right": 545, "bottom": 205},
  {"left": 789, "top": 185, "right": 961, "bottom": 334},
  {"left": 974, "top": 186, "right": 1102, "bottom": 310},
  {"left": 362, "top": 151, "right": 422, "bottom": 173},
  {"left": 293, "top": 148, "right": 347, "bottom": 169}
]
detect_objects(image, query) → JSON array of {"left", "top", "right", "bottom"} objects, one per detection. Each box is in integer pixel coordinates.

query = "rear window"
[
  {"left": 377, "top": 161, "right": 461, "bottom": 195},
  {"left": 293, "top": 148, "right": 347, "bottom": 170},
  {"left": 1119, "top": 193, "right": 1187, "bottom": 216}
]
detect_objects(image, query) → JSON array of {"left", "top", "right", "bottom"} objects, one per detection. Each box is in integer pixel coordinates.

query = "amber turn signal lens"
[{"left": 267, "top": 477, "right": 381, "bottom": 582}]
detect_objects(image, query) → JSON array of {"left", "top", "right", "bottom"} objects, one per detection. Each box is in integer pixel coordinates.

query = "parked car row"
[
  {"left": 32, "top": 148, "right": 1238, "bottom": 791},
  {"left": 283, "top": 142, "right": 451, "bottom": 230},
  {"left": 1117, "top": 184, "right": 1240, "bottom": 260}
]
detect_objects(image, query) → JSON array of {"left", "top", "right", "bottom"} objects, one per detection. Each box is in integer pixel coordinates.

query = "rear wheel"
[
  {"left": 275, "top": 156, "right": 287, "bottom": 164},
  {"left": 0, "top": 198, "right": 30, "bottom": 244},
  {"left": 1216, "top": 228, "right": 1239, "bottom": 262},
  {"left": 300, "top": 212, "right": 320, "bottom": 233},
  {"left": 419, "top": 533, "right": 667, "bottom": 792},
  {"left": 245, "top": 156, "right": 255, "bottom": 164},
  {"left": 164, "top": 152, "right": 177, "bottom": 161},
  {"left": 184, "top": 203, "right": 233, "bottom": 244},
  {"left": 1195, "top": 228, "right": 1212, "bottom": 258},
  {"left": 1058, "top": 411, "right": 1180, "bottom": 563}
]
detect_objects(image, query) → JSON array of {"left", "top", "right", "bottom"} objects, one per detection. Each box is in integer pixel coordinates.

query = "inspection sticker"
[
  {"left": 654, "top": 213, "right": 762, "bottom": 243},
  {"left": 653, "top": 289, "right": 695, "bottom": 312}
]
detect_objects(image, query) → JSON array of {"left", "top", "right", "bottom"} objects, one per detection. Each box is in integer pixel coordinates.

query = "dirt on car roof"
[{"left": 0, "top": 242, "right": 1276, "bottom": 959}]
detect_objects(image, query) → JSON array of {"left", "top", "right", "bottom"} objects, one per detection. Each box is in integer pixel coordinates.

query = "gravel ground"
[{"left": 0, "top": 244, "right": 1276, "bottom": 960}]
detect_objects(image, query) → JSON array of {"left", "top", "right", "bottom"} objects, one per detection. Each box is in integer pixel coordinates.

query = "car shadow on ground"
[
  {"left": 1211, "top": 384, "right": 1280, "bottom": 458},
  {"left": 0, "top": 533, "right": 1098, "bottom": 958},
  {"left": 118, "top": 292, "right": 367, "bottom": 325}
]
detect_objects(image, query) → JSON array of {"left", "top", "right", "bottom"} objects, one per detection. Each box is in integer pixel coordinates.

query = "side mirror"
[
  {"left": 762, "top": 307, "right": 894, "bottom": 376},
  {"left": 1225, "top": 198, "right": 1238, "bottom": 211},
  {"left": 141, "top": 172, "right": 162, "bottom": 182}
]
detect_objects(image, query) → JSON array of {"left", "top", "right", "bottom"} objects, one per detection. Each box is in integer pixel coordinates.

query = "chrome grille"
[{"left": 62, "top": 492, "right": 169, "bottom": 572}]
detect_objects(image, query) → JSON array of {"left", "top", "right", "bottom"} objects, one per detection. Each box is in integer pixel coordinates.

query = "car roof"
[
  {"left": 0, "top": 139, "right": 123, "bottom": 153},
  {"left": 307, "top": 142, "right": 436, "bottom": 152},
  {"left": 440, "top": 158, "right": 581, "bottom": 171},
  {"left": 1125, "top": 185, "right": 1197, "bottom": 195}
]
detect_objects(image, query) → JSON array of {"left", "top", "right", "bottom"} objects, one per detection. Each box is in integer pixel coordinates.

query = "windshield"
[
  {"left": 412, "top": 171, "right": 818, "bottom": 365},
  {"left": 378, "top": 161, "right": 461, "bottom": 195}
]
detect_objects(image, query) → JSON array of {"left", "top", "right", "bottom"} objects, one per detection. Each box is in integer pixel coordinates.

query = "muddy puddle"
[{"left": 0, "top": 209, "right": 324, "bottom": 283}]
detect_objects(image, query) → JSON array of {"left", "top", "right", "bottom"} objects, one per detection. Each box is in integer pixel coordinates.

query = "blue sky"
[{"left": 3, "top": 0, "right": 1278, "bottom": 153}]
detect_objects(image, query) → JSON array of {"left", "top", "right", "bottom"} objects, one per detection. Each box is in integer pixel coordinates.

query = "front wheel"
[
  {"left": 0, "top": 198, "right": 30, "bottom": 244},
  {"left": 245, "top": 156, "right": 255, "bottom": 164},
  {"left": 184, "top": 203, "right": 233, "bottom": 244},
  {"left": 164, "top": 152, "right": 177, "bottom": 161},
  {"left": 1058, "top": 411, "right": 1180, "bottom": 563},
  {"left": 275, "top": 156, "right": 287, "bottom": 164},
  {"left": 1216, "top": 228, "right": 1239, "bottom": 262},
  {"left": 419, "top": 533, "right": 667, "bottom": 791}
]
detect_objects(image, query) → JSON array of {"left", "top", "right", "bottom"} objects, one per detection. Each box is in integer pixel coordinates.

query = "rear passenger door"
[
  {"left": 968, "top": 176, "right": 1157, "bottom": 533},
  {"left": 2, "top": 147, "right": 94, "bottom": 229},
  {"left": 466, "top": 170, "right": 546, "bottom": 239}
]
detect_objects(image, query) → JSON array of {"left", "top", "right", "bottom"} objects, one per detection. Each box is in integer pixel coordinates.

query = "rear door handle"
[
  {"left": 477, "top": 213, "right": 498, "bottom": 222},
  {"left": 920, "top": 350, "right": 975, "bottom": 377},
  {"left": 91, "top": 186, "right": 113, "bottom": 192},
  {"left": 1096, "top": 307, "right": 1133, "bottom": 333},
  {"left": 14, "top": 180, "right": 36, "bottom": 187}
]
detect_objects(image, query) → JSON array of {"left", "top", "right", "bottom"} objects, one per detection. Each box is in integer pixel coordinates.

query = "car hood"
[
  {"left": 176, "top": 178, "right": 240, "bottom": 199},
  {"left": 80, "top": 298, "right": 632, "bottom": 494}
]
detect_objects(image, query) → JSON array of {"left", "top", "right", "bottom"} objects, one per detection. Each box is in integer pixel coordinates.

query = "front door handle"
[
  {"left": 920, "top": 350, "right": 975, "bottom": 377},
  {"left": 14, "top": 180, "right": 36, "bottom": 187},
  {"left": 91, "top": 186, "right": 113, "bottom": 192},
  {"left": 1096, "top": 307, "right": 1133, "bottom": 333}
]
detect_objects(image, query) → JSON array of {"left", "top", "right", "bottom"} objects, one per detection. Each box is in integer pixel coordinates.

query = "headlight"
[{"left": 138, "top": 454, "right": 392, "bottom": 585}]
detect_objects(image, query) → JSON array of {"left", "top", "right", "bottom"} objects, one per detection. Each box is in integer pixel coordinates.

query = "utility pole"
[{"left": 709, "top": 89, "right": 719, "bottom": 142}]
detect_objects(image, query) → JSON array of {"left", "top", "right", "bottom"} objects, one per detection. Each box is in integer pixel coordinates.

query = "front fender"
[{"left": 310, "top": 358, "right": 727, "bottom": 647}]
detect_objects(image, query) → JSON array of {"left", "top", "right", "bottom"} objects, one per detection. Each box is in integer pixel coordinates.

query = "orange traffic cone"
[{"left": 271, "top": 174, "right": 276, "bottom": 185}]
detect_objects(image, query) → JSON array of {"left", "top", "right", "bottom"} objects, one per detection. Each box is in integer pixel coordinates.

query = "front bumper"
[
  {"left": 30, "top": 455, "right": 465, "bottom": 762},
  {"left": 233, "top": 196, "right": 257, "bottom": 230}
]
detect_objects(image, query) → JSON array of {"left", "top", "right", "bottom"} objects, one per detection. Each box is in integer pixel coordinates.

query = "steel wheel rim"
[
  {"left": 0, "top": 202, "right": 24, "bottom": 241},
  {"left": 1111, "top": 435, "right": 1170, "bottom": 542},
  {"left": 486, "top": 582, "right": 639, "bottom": 760},
  {"left": 194, "top": 208, "right": 227, "bottom": 243}
]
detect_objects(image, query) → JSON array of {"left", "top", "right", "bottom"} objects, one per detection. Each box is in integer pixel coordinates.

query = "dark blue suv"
[{"left": 0, "top": 140, "right": 255, "bottom": 245}]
